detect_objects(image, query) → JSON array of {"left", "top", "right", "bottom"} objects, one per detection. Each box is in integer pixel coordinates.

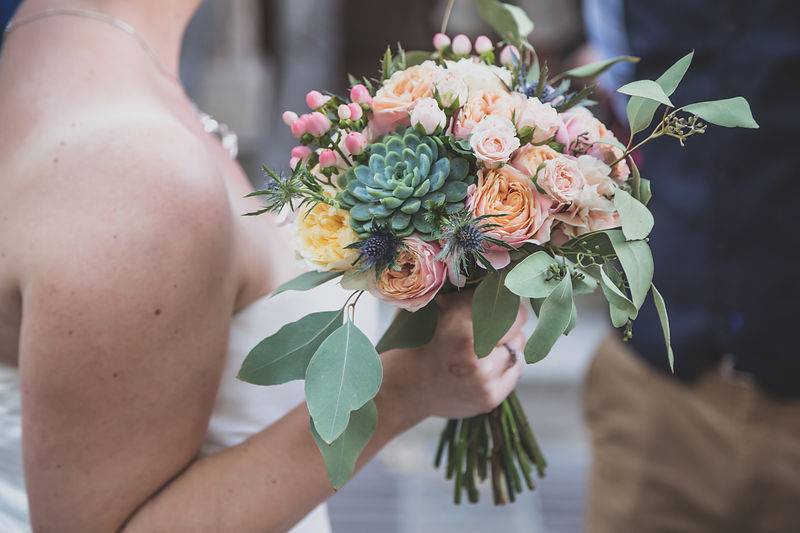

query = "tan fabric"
[{"left": 585, "top": 336, "right": 800, "bottom": 533}]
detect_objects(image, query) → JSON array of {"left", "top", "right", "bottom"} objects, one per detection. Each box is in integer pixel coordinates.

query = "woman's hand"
[{"left": 381, "top": 290, "right": 527, "bottom": 424}]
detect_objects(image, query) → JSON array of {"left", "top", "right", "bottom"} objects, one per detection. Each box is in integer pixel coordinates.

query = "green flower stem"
[
  {"left": 445, "top": 419, "right": 459, "bottom": 480},
  {"left": 434, "top": 419, "right": 456, "bottom": 468},
  {"left": 465, "top": 418, "right": 480, "bottom": 503},
  {"left": 504, "top": 400, "right": 535, "bottom": 490},
  {"left": 509, "top": 392, "right": 547, "bottom": 477},
  {"left": 453, "top": 419, "right": 469, "bottom": 505}
]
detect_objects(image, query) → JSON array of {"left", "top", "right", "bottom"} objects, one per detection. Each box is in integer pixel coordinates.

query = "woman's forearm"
[{"left": 122, "top": 349, "right": 423, "bottom": 533}]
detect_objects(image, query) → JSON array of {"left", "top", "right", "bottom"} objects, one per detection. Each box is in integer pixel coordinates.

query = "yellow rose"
[{"left": 293, "top": 202, "right": 359, "bottom": 271}]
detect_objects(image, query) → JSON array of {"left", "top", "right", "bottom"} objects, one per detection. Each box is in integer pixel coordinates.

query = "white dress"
[{"left": 0, "top": 281, "right": 380, "bottom": 532}]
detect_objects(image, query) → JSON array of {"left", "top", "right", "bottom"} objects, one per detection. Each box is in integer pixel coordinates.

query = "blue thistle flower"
[
  {"left": 436, "top": 211, "right": 513, "bottom": 281},
  {"left": 347, "top": 226, "right": 403, "bottom": 273}
]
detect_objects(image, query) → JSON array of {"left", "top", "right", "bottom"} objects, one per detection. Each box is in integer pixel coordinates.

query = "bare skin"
[{"left": 0, "top": 1, "right": 526, "bottom": 531}]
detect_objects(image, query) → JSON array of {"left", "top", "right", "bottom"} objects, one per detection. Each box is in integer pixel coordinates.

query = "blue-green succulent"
[{"left": 337, "top": 129, "right": 474, "bottom": 238}]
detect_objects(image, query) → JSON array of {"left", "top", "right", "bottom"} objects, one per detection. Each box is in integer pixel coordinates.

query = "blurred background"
[
  {"left": 175, "top": 1, "right": 600, "bottom": 531},
  {"left": 0, "top": 1, "right": 607, "bottom": 531}
]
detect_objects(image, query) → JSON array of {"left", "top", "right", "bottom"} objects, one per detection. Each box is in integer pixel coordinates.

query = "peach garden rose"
[
  {"left": 454, "top": 89, "right": 515, "bottom": 139},
  {"left": 369, "top": 238, "right": 447, "bottom": 312},
  {"left": 469, "top": 115, "right": 520, "bottom": 167},
  {"left": 372, "top": 60, "right": 444, "bottom": 133},
  {"left": 467, "top": 164, "right": 554, "bottom": 268},
  {"left": 536, "top": 156, "right": 587, "bottom": 206},
  {"left": 510, "top": 143, "right": 560, "bottom": 177}
]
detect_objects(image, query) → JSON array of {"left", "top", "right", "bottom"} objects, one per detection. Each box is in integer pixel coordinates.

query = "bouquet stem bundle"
[{"left": 435, "top": 392, "right": 545, "bottom": 504}]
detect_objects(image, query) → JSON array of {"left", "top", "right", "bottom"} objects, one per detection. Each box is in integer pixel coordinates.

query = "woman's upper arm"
[{"left": 17, "top": 135, "right": 239, "bottom": 532}]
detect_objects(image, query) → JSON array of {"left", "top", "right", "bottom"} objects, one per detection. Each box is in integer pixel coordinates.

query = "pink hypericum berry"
[
  {"left": 451, "top": 34, "right": 471, "bottom": 56},
  {"left": 344, "top": 131, "right": 367, "bottom": 155},
  {"left": 290, "top": 145, "right": 312, "bottom": 161},
  {"left": 282, "top": 111, "right": 299, "bottom": 126},
  {"left": 305, "top": 112, "right": 332, "bottom": 137},
  {"left": 500, "top": 45, "right": 521, "bottom": 67},
  {"left": 338, "top": 104, "right": 352, "bottom": 120},
  {"left": 475, "top": 35, "right": 493, "bottom": 55},
  {"left": 347, "top": 102, "right": 364, "bottom": 121},
  {"left": 290, "top": 115, "right": 308, "bottom": 138},
  {"left": 318, "top": 149, "right": 338, "bottom": 169},
  {"left": 433, "top": 33, "right": 451, "bottom": 51},
  {"left": 305, "top": 90, "right": 331, "bottom": 110},
  {"left": 350, "top": 84, "right": 372, "bottom": 105}
]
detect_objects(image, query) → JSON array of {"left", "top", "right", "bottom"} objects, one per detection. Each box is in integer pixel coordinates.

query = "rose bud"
[
  {"left": 318, "top": 149, "right": 338, "bottom": 169},
  {"left": 305, "top": 112, "right": 332, "bottom": 137},
  {"left": 474, "top": 35, "right": 493, "bottom": 55},
  {"left": 433, "top": 32, "right": 451, "bottom": 51},
  {"left": 281, "top": 111, "right": 299, "bottom": 126},
  {"left": 305, "top": 90, "right": 330, "bottom": 110},
  {"left": 435, "top": 74, "right": 468, "bottom": 109},
  {"left": 500, "top": 45, "right": 521, "bottom": 67},
  {"left": 350, "top": 84, "right": 372, "bottom": 105},
  {"left": 344, "top": 131, "right": 367, "bottom": 155},
  {"left": 337, "top": 104, "right": 352, "bottom": 121},
  {"left": 347, "top": 102, "right": 364, "bottom": 121},
  {"left": 451, "top": 34, "right": 471, "bottom": 56},
  {"left": 410, "top": 97, "right": 446, "bottom": 135}
]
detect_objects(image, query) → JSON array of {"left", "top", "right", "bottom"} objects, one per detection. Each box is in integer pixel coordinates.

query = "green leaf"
[
  {"left": 628, "top": 155, "right": 642, "bottom": 201},
  {"left": 524, "top": 275, "right": 573, "bottom": 363},
  {"left": 272, "top": 270, "right": 342, "bottom": 297},
  {"left": 617, "top": 80, "right": 673, "bottom": 107},
  {"left": 639, "top": 178, "right": 652, "bottom": 206},
  {"left": 563, "top": 298, "right": 578, "bottom": 336},
  {"left": 403, "top": 50, "right": 433, "bottom": 68},
  {"left": 651, "top": 284, "right": 675, "bottom": 372},
  {"left": 614, "top": 189, "right": 654, "bottom": 241},
  {"left": 529, "top": 297, "right": 544, "bottom": 317},
  {"left": 306, "top": 321, "right": 383, "bottom": 444},
  {"left": 504, "top": 251, "right": 560, "bottom": 298},
  {"left": 311, "top": 400, "right": 377, "bottom": 489},
  {"left": 376, "top": 302, "right": 439, "bottom": 353},
  {"left": 598, "top": 267, "right": 637, "bottom": 327},
  {"left": 558, "top": 55, "right": 639, "bottom": 80},
  {"left": 238, "top": 310, "right": 344, "bottom": 385},
  {"left": 682, "top": 97, "right": 759, "bottom": 128},
  {"left": 626, "top": 51, "right": 693, "bottom": 136},
  {"left": 572, "top": 271, "right": 598, "bottom": 295},
  {"left": 473, "top": 270, "right": 520, "bottom": 357},
  {"left": 476, "top": 0, "right": 534, "bottom": 42},
  {"left": 608, "top": 231, "right": 654, "bottom": 310}
]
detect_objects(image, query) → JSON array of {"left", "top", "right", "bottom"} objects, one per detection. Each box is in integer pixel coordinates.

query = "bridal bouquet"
[{"left": 239, "top": 0, "right": 757, "bottom": 504}]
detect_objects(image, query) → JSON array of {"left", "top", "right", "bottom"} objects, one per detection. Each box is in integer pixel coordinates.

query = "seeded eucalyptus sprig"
[{"left": 244, "top": 164, "right": 338, "bottom": 217}]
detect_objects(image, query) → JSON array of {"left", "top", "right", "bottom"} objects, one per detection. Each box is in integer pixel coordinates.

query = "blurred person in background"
[
  {"left": 581, "top": 1, "right": 800, "bottom": 532},
  {"left": 0, "top": 1, "right": 528, "bottom": 531}
]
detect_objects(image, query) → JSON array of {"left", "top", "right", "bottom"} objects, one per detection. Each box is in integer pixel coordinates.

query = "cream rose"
[
  {"left": 410, "top": 97, "right": 446, "bottom": 135},
  {"left": 554, "top": 186, "right": 620, "bottom": 238},
  {"left": 576, "top": 155, "right": 617, "bottom": 197},
  {"left": 512, "top": 94, "right": 561, "bottom": 143},
  {"left": 537, "top": 156, "right": 587, "bottom": 205},
  {"left": 469, "top": 115, "right": 520, "bottom": 167},
  {"left": 444, "top": 58, "right": 512, "bottom": 93},
  {"left": 434, "top": 72, "right": 469, "bottom": 109},
  {"left": 369, "top": 238, "right": 446, "bottom": 312},
  {"left": 510, "top": 143, "right": 560, "bottom": 177},
  {"left": 371, "top": 60, "right": 445, "bottom": 133},
  {"left": 454, "top": 89, "right": 515, "bottom": 139},
  {"left": 468, "top": 165, "right": 554, "bottom": 267},
  {"left": 293, "top": 202, "right": 359, "bottom": 271}
]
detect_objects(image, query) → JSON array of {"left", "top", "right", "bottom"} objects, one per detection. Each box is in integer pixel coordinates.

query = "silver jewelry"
[
  {"left": 503, "top": 343, "right": 519, "bottom": 362},
  {"left": 4, "top": 8, "right": 239, "bottom": 159}
]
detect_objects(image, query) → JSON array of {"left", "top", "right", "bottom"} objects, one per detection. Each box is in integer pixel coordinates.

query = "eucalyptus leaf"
[
  {"left": 473, "top": 270, "right": 520, "bottom": 357},
  {"left": 599, "top": 267, "right": 637, "bottom": 326},
  {"left": 504, "top": 251, "right": 560, "bottom": 298},
  {"left": 340, "top": 270, "right": 370, "bottom": 291},
  {"left": 682, "top": 97, "right": 759, "bottom": 128},
  {"left": 563, "top": 298, "right": 578, "bottom": 336},
  {"left": 306, "top": 321, "right": 383, "bottom": 444},
  {"left": 476, "top": 0, "right": 534, "bottom": 41},
  {"left": 629, "top": 155, "right": 642, "bottom": 201},
  {"left": 614, "top": 189, "right": 654, "bottom": 241},
  {"left": 524, "top": 275, "right": 573, "bottom": 363},
  {"left": 311, "top": 400, "right": 377, "bottom": 489},
  {"left": 639, "top": 178, "right": 652, "bottom": 205},
  {"left": 238, "top": 310, "right": 344, "bottom": 386},
  {"left": 626, "top": 51, "right": 693, "bottom": 136},
  {"left": 608, "top": 231, "right": 654, "bottom": 310},
  {"left": 376, "top": 302, "right": 439, "bottom": 353},
  {"left": 617, "top": 80, "right": 673, "bottom": 107},
  {"left": 651, "top": 284, "right": 675, "bottom": 372},
  {"left": 558, "top": 55, "right": 639, "bottom": 80},
  {"left": 529, "top": 297, "right": 544, "bottom": 317},
  {"left": 403, "top": 50, "right": 434, "bottom": 68},
  {"left": 572, "top": 271, "right": 598, "bottom": 295},
  {"left": 272, "top": 270, "right": 343, "bottom": 297}
]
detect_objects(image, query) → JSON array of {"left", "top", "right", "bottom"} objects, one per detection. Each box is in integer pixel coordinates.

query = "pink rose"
[
  {"left": 512, "top": 94, "right": 561, "bottom": 143},
  {"left": 410, "top": 97, "right": 446, "bottom": 135},
  {"left": 372, "top": 61, "right": 444, "bottom": 133},
  {"left": 468, "top": 165, "right": 554, "bottom": 268},
  {"left": 370, "top": 238, "right": 447, "bottom": 312},
  {"left": 469, "top": 115, "right": 520, "bottom": 168},
  {"left": 556, "top": 107, "right": 629, "bottom": 180},
  {"left": 537, "top": 156, "right": 587, "bottom": 205}
]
